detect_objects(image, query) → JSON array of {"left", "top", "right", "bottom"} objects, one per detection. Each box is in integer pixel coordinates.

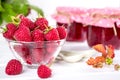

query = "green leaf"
[
  {"left": 0, "top": 0, "right": 5, "bottom": 12},
  {"left": 0, "top": 0, "right": 44, "bottom": 25},
  {"left": 6, "top": 0, "right": 29, "bottom": 16},
  {"left": 0, "top": 5, "right": 4, "bottom": 12},
  {"left": 15, "top": 4, "right": 29, "bottom": 16},
  {"left": 3, "top": 3, "right": 16, "bottom": 15},
  {"left": 0, "top": 13, "right": 3, "bottom": 25},
  {"left": 1, "top": 12, "right": 10, "bottom": 22},
  {"left": 1, "top": 3, "right": 17, "bottom": 22},
  {"left": 29, "top": 5, "right": 44, "bottom": 17},
  {"left": 5, "top": 0, "right": 28, "bottom": 5}
]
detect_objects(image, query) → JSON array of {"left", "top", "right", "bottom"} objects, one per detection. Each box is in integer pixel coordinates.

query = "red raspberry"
[
  {"left": 44, "top": 42, "right": 57, "bottom": 63},
  {"left": 56, "top": 26, "right": 67, "bottom": 39},
  {"left": 31, "top": 29, "right": 44, "bottom": 41},
  {"left": 31, "top": 29, "right": 45, "bottom": 49},
  {"left": 5, "top": 59, "right": 23, "bottom": 75},
  {"left": 44, "top": 27, "right": 60, "bottom": 41},
  {"left": 25, "top": 55, "right": 32, "bottom": 65},
  {"left": 13, "top": 44, "right": 30, "bottom": 60},
  {"left": 19, "top": 16, "right": 35, "bottom": 30},
  {"left": 31, "top": 48, "right": 45, "bottom": 63},
  {"left": 3, "top": 23, "right": 17, "bottom": 40},
  {"left": 37, "top": 65, "right": 52, "bottom": 78},
  {"left": 13, "top": 25, "right": 32, "bottom": 42},
  {"left": 35, "top": 18, "right": 48, "bottom": 31}
]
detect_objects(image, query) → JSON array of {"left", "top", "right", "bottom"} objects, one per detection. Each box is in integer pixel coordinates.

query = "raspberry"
[
  {"left": 3, "top": 23, "right": 17, "bottom": 40},
  {"left": 13, "top": 25, "right": 32, "bottom": 42},
  {"left": 35, "top": 18, "right": 48, "bottom": 31},
  {"left": 37, "top": 65, "right": 52, "bottom": 78},
  {"left": 19, "top": 16, "right": 35, "bottom": 30},
  {"left": 44, "top": 27, "right": 60, "bottom": 41},
  {"left": 31, "top": 29, "right": 44, "bottom": 41},
  {"left": 56, "top": 26, "right": 67, "bottom": 39},
  {"left": 31, "top": 48, "right": 44, "bottom": 63},
  {"left": 13, "top": 45, "right": 30, "bottom": 60},
  {"left": 5, "top": 59, "right": 23, "bottom": 75}
]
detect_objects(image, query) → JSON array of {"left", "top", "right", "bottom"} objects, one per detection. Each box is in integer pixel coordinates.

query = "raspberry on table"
[
  {"left": 37, "top": 64, "right": 52, "bottom": 78},
  {"left": 5, "top": 59, "right": 23, "bottom": 75}
]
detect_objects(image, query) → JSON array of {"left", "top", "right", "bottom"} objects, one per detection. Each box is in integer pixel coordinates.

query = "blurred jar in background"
[
  {"left": 66, "top": 17, "right": 87, "bottom": 42},
  {"left": 52, "top": 7, "right": 87, "bottom": 42},
  {"left": 52, "top": 14, "right": 71, "bottom": 29},
  {"left": 86, "top": 8, "right": 120, "bottom": 49},
  {"left": 86, "top": 20, "right": 120, "bottom": 49},
  {"left": 52, "top": 7, "right": 120, "bottom": 49}
]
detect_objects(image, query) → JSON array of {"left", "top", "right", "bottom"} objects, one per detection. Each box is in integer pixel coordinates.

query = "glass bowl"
[{"left": 6, "top": 38, "right": 65, "bottom": 68}]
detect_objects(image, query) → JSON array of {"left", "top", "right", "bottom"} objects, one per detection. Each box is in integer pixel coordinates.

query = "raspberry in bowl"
[{"left": 2, "top": 15, "right": 67, "bottom": 68}]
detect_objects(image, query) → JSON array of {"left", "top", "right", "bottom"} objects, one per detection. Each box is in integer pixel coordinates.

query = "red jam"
[
  {"left": 103, "top": 26, "right": 119, "bottom": 49},
  {"left": 53, "top": 7, "right": 120, "bottom": 48},
  {"left": 85, "top": 8, "right": 120, "bottom": 49},
  {"left": 53, "top": 7, "right": 87, "bottom": 42},
  {"left": 66, "top": 21, "right": 86, "bottom": 42},
  {"left": 57, "top": 21, "right": 86, "bottom": 42},
  {"left": 86, "top": 25, "right": 120, "bottom": 49},
  {"left": 86, "top": 25, "right": 103, "bottom": 47}
]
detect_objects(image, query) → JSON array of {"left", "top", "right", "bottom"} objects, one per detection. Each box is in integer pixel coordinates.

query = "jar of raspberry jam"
[
  {"left": 53, "top": 7, "right": 87, "bottom": 42},
  {"left": 85, "top": 8, "right": 120, "bottom": 49},
  {"left": 66, "top": 15, "right": 87, "bottom": 42},
  {"left": 86, "top": 18, "right": 120, "bottom": 49},
  {"left": 56, "top": 18, "right": 86, "bottom": 42},
  {"left": 52, "top": 13, "right": 71, "bottom": 30}
]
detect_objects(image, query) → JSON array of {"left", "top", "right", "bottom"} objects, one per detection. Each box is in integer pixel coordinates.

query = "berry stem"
[
  {"left": 44, "top": 25, "right": 53, "bottom": 34},
  {"left": 0, "top": 26, "right": 7, "bottom": 33},
  {"left": 11, "top": 16, "right": 20, "bottom": 25}
]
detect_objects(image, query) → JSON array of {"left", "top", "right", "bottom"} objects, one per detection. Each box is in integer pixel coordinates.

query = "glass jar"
[
  {"left": 53, "top": 7, "right": 87, "bottom": 42},
  {"left": 86, "top": 13, "right": 120, "bottom": 49},
  {"left": 66, "top": 21, "right": 86, "bottom": 42},
  {"left": 84, "top": 8, "right": 120, "bottom": 49}
]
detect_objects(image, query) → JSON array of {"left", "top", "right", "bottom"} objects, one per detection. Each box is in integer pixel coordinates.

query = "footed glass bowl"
[{"left": 6, "top": 39, "right": 65, "bottom": 68}]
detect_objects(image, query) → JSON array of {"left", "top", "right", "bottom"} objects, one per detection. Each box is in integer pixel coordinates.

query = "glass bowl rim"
[{"left": 5, "top": 38, "right": 66, "bottom": 43}]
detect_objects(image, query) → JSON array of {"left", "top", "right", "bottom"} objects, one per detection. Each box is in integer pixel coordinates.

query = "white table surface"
[{"left": 0, "top": 34, "right": 120, "bottom": 80}]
